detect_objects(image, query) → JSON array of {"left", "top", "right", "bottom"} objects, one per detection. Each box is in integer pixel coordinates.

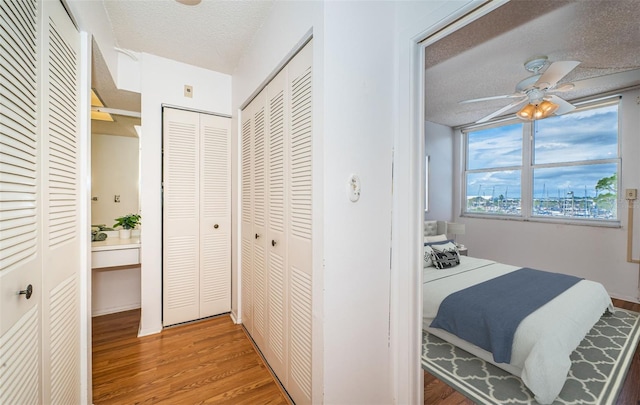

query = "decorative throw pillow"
[
  {"left": 423, "top": 240, "right": 456, "bottom": 268},
  {"left": 430, "top": 243, "right": 460, "bottom": 269},
  {"left": 423, "top": 245, "right": 435, "bottom": 267}
]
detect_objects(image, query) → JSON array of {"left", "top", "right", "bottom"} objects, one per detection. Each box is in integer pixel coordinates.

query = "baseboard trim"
[
  {"left": 92, "top": 303, "right": 140, "bottom": 317},
  {"left": 230, "top": 310, "right": 240, "bottom": 324},
  {"left": 241, "top": 326, "right": 294, "bottom": 405}
]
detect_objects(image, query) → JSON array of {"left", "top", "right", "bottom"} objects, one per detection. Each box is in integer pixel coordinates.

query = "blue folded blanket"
[{"left": 430, "top": 268, "right": 582, "bottom": 363}]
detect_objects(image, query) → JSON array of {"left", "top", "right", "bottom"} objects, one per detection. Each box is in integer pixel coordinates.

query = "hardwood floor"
[
  {"left": 92, "top": 310, "right": 290, "bottom": 404},
  {"left": 423, "top": 298, "right": 640, "bottom": 404}
]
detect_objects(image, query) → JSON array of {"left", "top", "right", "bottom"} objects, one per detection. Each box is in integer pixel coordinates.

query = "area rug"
[{"left": 422, "top": 307, "right": 640, "bottom": 405}]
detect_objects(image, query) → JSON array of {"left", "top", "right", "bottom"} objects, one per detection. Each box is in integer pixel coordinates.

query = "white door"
[
  {"left": 199, "top": 113, "right": 231, "bottom": 318},
  {"left": 0, "top": 0, "right": 42, "bottom": 402},
  {"left": 240, "top": 102, "right": 254, "bottom": 333},
  {"left": 163, "top": 108, "right": 201, "bottom": 325},
  {"left": 264, "top": 68, "right": 288, "bottom": 381},
  {"left": 40, "top": 1, "right": 82, "bottom": 401},
  {"left": 286, "top": 40, "right": 313, "bottom": 405},
  {"left": 0, "top": 0, "right": 81, "bottom": 403},
  {"left": 163, "top": 108, "right": 231, "bottom": 326}
]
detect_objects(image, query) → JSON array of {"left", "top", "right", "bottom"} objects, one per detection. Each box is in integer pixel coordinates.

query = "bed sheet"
[{"left": 423, "top": 255, "right": 613, "bottom": 404}]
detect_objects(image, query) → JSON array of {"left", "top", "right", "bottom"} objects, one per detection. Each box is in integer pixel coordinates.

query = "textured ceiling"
[
  {"left": 102, "top": 0, "right": 274, "bottom": 74},
  {"left": 93, "top": 0, "right": 640, "bottom": 134},
  {"left": 91, "top": 0, "right": 274, "bottom": 137},
  {"left": 425, "top": 0, "right": 640, "bottom": 128}
]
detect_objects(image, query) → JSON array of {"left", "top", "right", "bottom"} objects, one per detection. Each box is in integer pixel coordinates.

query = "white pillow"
[{"left": 424, "top": 234, "right": 447, "bottom": 243}]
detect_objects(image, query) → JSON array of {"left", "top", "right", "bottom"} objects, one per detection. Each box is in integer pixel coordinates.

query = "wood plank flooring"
[
  {"left": 94, "top": 299, "right": 639, "bottom": 405},
  {"left": 423, "top": 298, "right": 640, "bottom": 404},
  {"left": 92, "top": 310, "right": 290, "bottom": 404}
]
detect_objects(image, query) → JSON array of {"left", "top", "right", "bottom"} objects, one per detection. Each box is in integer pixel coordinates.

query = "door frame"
[{"left": 392, "top": 0, "right": 511, "bottom": 403}]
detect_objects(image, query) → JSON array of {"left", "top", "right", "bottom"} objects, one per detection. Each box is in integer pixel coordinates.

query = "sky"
[{"left": 466, "top": 103, "right": 618, "bottom": 199}]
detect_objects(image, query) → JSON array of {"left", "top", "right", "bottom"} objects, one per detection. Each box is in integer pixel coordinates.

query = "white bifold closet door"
[
  {"left": 0, "top": 0, "right": 82, "bottom": 403},
  {"left": 163, "top": 108, "right": 231, "bottom": 326},
  {"left": 241, "top": 40, "right": 313, "bottom": 405}
]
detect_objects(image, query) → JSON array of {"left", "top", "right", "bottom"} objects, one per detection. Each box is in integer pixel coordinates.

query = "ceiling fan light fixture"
[
  {"left": 537, "top": 100, "right": 559, "bottom": 117},
  {"left": 516, "top": 103, "right": 536, "bottom": 120},
  {"left": 516, "top": 100, "right": 559, "bottom": 121}
]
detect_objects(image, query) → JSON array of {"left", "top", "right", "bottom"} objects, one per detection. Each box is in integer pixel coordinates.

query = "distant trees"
[{"left": 595, "top": 173, "right": 617, "bottom": 215}]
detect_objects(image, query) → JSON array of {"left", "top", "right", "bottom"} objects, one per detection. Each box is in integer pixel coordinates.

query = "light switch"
[
  {"left": 114, "top": 195, "right": 120, "bottom": 203},
  {"left": 184, "top": 85, "right": 193, "bottom": 98},
  {"left": 348, "top": 174, "right": 361, "bottom": 202},
  {"left": 626, "top": 188, "right": 638, "bottom": 200}
]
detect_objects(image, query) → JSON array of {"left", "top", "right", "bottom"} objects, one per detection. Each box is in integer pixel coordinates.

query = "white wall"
[
  {"left": 233, "top": 1, "right": 483, "bottom": 404},
  {"left": 321, "top": 3, "right": 396, "bottom": 403},
  {"left": 425, "top": 121, "right": 454, "bottom": 221},
  {"left": 91, "top": 134, "right": 140, "bottom": 227},
  {"left": 139, "top": 53, "right": 231, "bottom": 336},
  {"left": 91, "top": 265, "right": 141, "bottom": 316},
  {"left": 453, "top": 89, "right": 640, "bottom": 303}
]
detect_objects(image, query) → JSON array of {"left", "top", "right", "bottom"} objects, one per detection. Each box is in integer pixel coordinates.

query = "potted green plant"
[{"left": 113, "top": 213, "right": 141, "bottom": 239}]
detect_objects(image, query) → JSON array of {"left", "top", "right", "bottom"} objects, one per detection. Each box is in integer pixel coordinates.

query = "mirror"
[{"left": 90, "top": 40, "right": 141, "bottom": 228}]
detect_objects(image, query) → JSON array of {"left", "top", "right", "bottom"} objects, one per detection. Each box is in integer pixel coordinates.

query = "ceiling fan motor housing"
[{"left": 524, "top": 56, "right": 548, "bottom": 73}]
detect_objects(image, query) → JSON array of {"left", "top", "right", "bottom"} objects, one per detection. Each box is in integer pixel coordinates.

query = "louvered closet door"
[
  {"left": 1, "top": 0, "right": 81, "bottom": 403},
  {"left": 286, "top": 40, "right": 313, "bottom": 405},
  {"left": 263, "top": 68, "right": 288, "bottom": 381},
  {"left": 199, "top": 114, "right": 231, "bottom": 317},
  {"left": 40, "top": 1, "right": 82, "bottom": 402},
  {"left": 0, "top": 0, "right": 42, "bottom": 403},
  {"left": 240, "top": 102, "right": 254, "bottom": 333},
  {"left": 250, "top": 90, "right": 268, "bottom": 348},
  {"left": 163, "top": 108, "right": 201, "bottom": 326}
]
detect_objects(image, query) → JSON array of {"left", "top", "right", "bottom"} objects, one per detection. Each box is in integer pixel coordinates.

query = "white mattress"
[{"left": 423, "top": 256, "right": 613, "bottom": 404}]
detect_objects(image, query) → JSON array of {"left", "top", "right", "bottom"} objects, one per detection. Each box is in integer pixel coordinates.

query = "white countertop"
[{"left": 91, "top": 237, "right": 141, "bottom": 252}]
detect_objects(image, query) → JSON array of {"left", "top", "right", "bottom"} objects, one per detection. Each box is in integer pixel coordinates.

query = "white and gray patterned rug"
[{"left": 422, "top": 308, "right": 640, "bottom": 405}]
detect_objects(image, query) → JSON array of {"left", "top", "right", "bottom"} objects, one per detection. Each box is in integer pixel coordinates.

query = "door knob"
[
  {"left": 271, "top": 239, "right": 277, "bottom": 247},
  {"left": 255, "top": 233, "right": 260, "bottom": 239},
  {"left": 214, "top": 224, "right": 219, "bottom": 229},
  {"left": 18, "top": 284, "right": 33, "bottom": 299}
]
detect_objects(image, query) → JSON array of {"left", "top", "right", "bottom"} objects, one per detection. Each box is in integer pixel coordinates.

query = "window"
[{"left": 463, "top": 99, "right": 619, "bottom": 223}]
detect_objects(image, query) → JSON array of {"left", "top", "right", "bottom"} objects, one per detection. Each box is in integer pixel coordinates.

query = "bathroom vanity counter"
[
  {"left": 91, "top": 236, "right": 141, "bottom": 268},
  {"left": 91, "top": 236, "right": 141, "bottom": 251}
]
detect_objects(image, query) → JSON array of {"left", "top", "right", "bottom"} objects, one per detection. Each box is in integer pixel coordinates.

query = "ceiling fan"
[{"left": 460, "top": 56, "right": 583, "bottom": 123}]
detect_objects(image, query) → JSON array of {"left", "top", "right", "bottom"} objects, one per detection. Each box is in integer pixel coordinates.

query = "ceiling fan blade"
[
  {"left": 570, "top": 68, "right": 640, "bottom": 92},
  {"left": 536, "top": 61, "right": 580, "bottom": 89},
  {"left": 459, "top": 94, "right": 524, "bottom": 104},
  {"left": 546, "top": 95, "right": 576, "bottom": 115},
  {"left": 476, "top": 98, "right": 528, "bottom": 123}
]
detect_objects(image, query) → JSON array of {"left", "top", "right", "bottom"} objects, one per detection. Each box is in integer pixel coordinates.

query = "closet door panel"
[
  {"left": 264, "top": 69, "right": 288, "bottom": 380},
  {"left": 199, "top": 114, "right": 231, "bottom": 317},
  {"left": 251, "top": 91, "right": 268, "bottom": 348},
  {"left": 0, "top": 0, "right": 41, "bottom": 401},
  {"left": 41, "top": 1, "right": 82, "bottom": 402},
  {"left": 286, "top": 40, "right": 313, "bottom": 405},
  {"left": 240, "top": 105, "right": 254, "bottom": 332},
  {"left": 163, "top": 108, "right": 200, "bottom": 326}
]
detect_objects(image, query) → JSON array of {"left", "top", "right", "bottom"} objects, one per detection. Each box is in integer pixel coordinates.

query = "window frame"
[{"left": 461, "top": 97, "right": 621, "bottom": 227}]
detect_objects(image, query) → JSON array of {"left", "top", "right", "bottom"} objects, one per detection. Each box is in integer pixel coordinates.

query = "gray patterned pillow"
[
  {"left": 430, "top": 243, "right": 460, "bottom": 269},
  {"left": 424, "top": 240, "right": 455, "bottom": 268}
]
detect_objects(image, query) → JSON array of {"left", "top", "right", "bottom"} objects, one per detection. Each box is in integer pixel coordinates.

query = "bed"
[{"left": 421, "top": 222, "right": 613, "bottom": 404}]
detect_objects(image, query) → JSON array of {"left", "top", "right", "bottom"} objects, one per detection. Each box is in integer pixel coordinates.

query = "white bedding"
[{"left": 423, "top": 255, "right": 613, "bottom": 404}]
